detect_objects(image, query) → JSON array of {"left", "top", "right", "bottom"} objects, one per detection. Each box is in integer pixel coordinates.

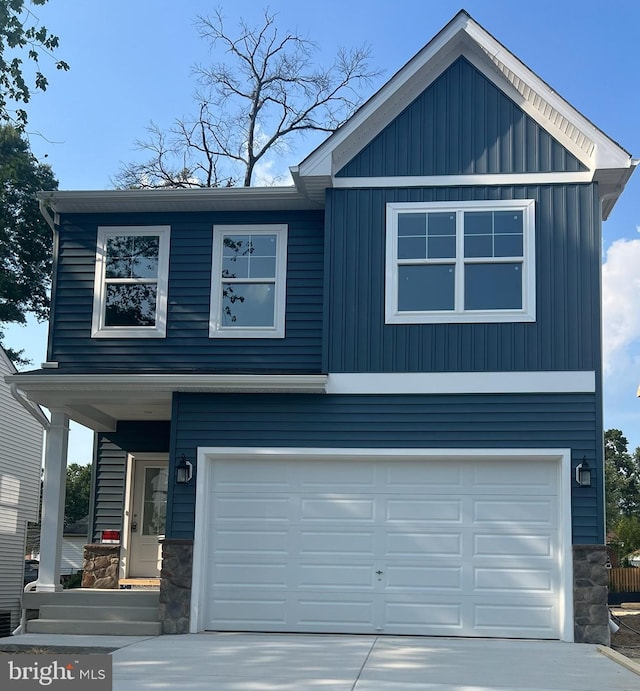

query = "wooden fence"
[{"left": 609, "top": 567, "right": 640, "bottom": 592}]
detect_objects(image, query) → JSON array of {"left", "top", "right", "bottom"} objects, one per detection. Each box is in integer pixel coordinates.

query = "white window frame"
[
  {"left": 91, "top": 226, "right": 171, "bottom": 339},
  {"left": 385, "top": 200, "right": 536, "bottom": 324},
  {"left": 209, "top": 224, "right": 288, "bottom": 339}
]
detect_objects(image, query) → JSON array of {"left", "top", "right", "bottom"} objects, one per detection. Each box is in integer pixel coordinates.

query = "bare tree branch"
[{"left": 114, "top": 7, "right": 379, "bottom": 189}]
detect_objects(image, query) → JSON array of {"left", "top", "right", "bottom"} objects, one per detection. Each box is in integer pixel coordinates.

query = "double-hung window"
[
  {"left": 210, "top": 224, "right": 288, "bottom": 338},
  {"left": 92, "top": 226, "right": 170, "bottom": 338},
  {"left": 385, "top": 200, "right": 535, "bottom": 323}
]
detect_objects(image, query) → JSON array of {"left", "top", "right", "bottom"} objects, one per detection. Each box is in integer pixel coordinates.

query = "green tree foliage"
[
  {"left": 0, "top": 124, "right": 57, "bottom": 361},
  {"left": 0, "top": 0, "right": 69, "bottom": 130},
  {"left": 615, "top": 516, "right": 640, "bottom": 565},
  {"left": 605, "top": 428, "right": 640, "bottom": 531},
  {"left": 64, "top": 462, "right": 91, "bottom": 528}
]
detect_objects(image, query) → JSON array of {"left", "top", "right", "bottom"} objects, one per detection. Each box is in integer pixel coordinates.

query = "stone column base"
[
  {"left": 82, "top": 544, "right": 120, "bottom": 589},
  {"left": 159, "top": 538, "right": 193, "bottom": 634},
  {"left": 573, "top": 545, "right": 610, "bottom": 645}
]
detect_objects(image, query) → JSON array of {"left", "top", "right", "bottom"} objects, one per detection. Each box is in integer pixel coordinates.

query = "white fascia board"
[
  {"left": 334, "top": 171, "right": 593, "bottom": 189},
  {"left": 6, "top": 373, "right": 328, "bottom": 395},
  {"left": 326, "top": 371, "right": 596, "bottom": 395}
]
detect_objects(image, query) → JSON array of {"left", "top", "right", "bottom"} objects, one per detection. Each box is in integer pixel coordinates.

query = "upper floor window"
[
  {"left": 210, "top": 224, "right": 288, "bottom": 338},
  {"left": 92, "top": 226, "right": 170, "bottom": 338},
  {"left": 385, "top": 200, "right": 536, "bottom": 324}
]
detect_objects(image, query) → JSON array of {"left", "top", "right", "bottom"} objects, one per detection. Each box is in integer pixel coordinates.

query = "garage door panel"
[
  {"left": 214, "top": 496, "right": 290, "bottom": 520},
  {"left": 301, "top": 497, "right": 374, "bottom": 521},
  {"left": 385, "top": 463, "right": 463, "bottom": 490},
  {"left": 298, "top": 529, "right": 375, "bottom": 555},
  {"left": 203, "top": 455, "right": 563, "bottom": 639},
  {"left": 386, "top": 498, "right": 462, "bottom": 522},
  {"left": 474, "top": 567, "right": 554, "bottom": 593},
  {"left": 472, "top": 462, "right": 556, "bottom": 493},
  {"left": 473, "top": 602, "right": 557, "bottom": 637},
  {"left": 213, "top": 528, "right": 289, "bottom": 555},
  {"left": 386, "top": 531, "right": 462, "bottom": 557},
  {"left": 385, "top": 565, "right": 462, "bottom": 591},
  {"left": 298, "top": 563, "right": 375, "bottom": 589},
  {"left": 384, "top": 600, "right": 463, "bottom": 631},
  {"left": 473, "top": 498, "right": 556, "bottom": 524},
  {"left": 473, "top": 532, "right": 554, "bottom": 558}
]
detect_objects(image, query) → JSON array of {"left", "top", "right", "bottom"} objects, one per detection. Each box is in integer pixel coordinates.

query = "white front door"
[
  {"left": 200, "top": 453, "right": 564, "bottom": 639},
  {"left": 128, "top": 459, "right": 168, "bottom": 578}
]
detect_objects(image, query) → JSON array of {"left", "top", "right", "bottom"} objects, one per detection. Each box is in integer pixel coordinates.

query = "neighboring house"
[
  {"left": 0, "top": 347, "right": 47, "bottom": 631},
  {"left": 7, "top": 12, "right": 637, "bottom": 643},
  {"left": 61, "top": 516, "right": 88, "bottom": 576}
]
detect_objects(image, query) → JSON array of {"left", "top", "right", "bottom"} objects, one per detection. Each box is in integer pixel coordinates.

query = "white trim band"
[
  {"left": 326, "top": 371, "right": 596, "bottom": 394},
  {"left": 334, "top": 172, "right": 593, "bottom": 188}
]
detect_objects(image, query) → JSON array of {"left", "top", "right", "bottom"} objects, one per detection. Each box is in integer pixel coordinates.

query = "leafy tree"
[
  {"left": 115, "top": 7, "right": 378, "bottom": 189},
  {"left": 605, "top": 428, "right": 640, "bottom": 531},
  {"left": 64, "top": 463, "right": 91, "bottom": 528},
  {"left": 0, "top": 0, "right": 69, "bottom": 130},
  {"left": 614, "top": 515, "right": 640, "bottom": 565},
  {"left": 0, "top": 124, "right": 57, "bottom": 362}
]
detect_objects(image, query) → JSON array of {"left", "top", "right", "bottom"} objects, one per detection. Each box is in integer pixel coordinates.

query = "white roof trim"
[
  {"left": 6, "top": 373, "right": 328, "bottom": 395},
  {"left": 298, "top": 11, "right": 633, "bottom": 179}
]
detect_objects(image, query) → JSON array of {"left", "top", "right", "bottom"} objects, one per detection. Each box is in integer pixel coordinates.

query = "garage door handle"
[{"left": 375, "top": 570, "right": 383, "bottom": 575}]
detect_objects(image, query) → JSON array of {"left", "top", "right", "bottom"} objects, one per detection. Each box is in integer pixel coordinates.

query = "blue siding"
[
  {"left": 91, "top": 422, "right": 170, "bottom": 542},
  {"left": 337, "top": 57, "right": 586, "bottom": 177},
  {"left": 168, "top": 392, "right": 603, "bottom": 544},
  {"left": 50, "top": 210, "right": 324, "bottom": 373},
  {"left": 325, "top": 184, "right": 601, "bottom": 373}
]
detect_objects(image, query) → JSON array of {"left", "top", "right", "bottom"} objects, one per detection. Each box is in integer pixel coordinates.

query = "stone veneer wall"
[
  {"left": 159, "top": 538, "right": 193, "bottom": 634},
  {"left": 573, "top": 545, "right": 610, "bottom": 645},
  {"left": 82, "top": 544, "right": 120, "bottom": 588}
]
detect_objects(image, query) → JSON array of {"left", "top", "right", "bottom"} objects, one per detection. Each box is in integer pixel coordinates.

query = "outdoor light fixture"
[
  {"left": 575, "top": 457, "right": 592, "bottom": 487},
  {"left": 175, "top": 454, "right": 193, "bottom": 484}
]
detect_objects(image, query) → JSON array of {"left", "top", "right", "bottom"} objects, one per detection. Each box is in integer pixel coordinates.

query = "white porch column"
[{"left": 36, "top": 411, "right": 69, "bottom": 592}]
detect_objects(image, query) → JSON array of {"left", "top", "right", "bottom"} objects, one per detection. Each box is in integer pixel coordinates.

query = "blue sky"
[{"left": 5, "top": 0, "right": 640, "bottom": 461}]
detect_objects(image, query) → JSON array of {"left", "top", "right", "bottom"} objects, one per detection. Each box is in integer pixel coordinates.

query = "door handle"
[
  {"left": 131, "top": 522, "right": 137, "bottom": 532},
  {"left": 375, "top": 570, "right": 383, "bottom": 576}
]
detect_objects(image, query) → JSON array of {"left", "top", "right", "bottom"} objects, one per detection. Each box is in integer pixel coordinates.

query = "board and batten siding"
[
  {"left": 168, "top": 391, "right": 602, "bottom": 545},
  {"left": 336, "top": 57, "right": 586, "bottom": 177},
  {"left": 324, "top": 184, "right": 600, "bottom": 373},
  {"left": 49, "top": 210, "right": 324, "bottom": 373},
  {"left": 92, "top": 422, "right": 170, "bottom": 542},
  {"left": 0, "top": 350, "right": 44, "bottom": 630}
]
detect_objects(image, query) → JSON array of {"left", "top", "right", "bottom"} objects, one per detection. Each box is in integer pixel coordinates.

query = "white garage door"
[{"left": 203, "top": 454, "right": 562, "bottom": 638}]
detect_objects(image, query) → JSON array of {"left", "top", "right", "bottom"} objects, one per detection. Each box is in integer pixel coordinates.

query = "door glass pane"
[
  {"left": 465, "top": 263, "right": 522, "bottom": 310},
  {"left": 398, "top": 264, "right": 455, "bottom": 311},
  {"left": 142, "top": 467, "right": 168, "bottom": 536}
]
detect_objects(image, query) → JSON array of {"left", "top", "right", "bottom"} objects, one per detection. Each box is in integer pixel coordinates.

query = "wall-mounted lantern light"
[
  {"left": 575, "top": 457, "right": 591, "bottom": 487},
  {"left": 175, "top": 454, "right": 193, "bottom": 484}
]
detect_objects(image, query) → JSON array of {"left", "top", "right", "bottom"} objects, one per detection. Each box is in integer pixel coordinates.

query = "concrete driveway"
[
  {"left": 5, "top": 632, "right": 639, "bottom": 690},
  {"left": 109, "top": 633, "right": 640, "bottom": 691}
]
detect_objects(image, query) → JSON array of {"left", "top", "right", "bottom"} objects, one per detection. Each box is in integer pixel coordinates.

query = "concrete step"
[
  {"left": 39, "top": 604, "right": 159, "bottom": 622},
  {"left": 24, "top": 589, "right": 160, "bottom": 609},
  {"left": 27, "top": 619, "right": 162, "bottom": 636}
]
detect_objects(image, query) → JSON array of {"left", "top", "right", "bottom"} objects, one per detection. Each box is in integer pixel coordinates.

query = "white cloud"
[{"left": 602, "top": 236, "right": 640, "bottom": 376}]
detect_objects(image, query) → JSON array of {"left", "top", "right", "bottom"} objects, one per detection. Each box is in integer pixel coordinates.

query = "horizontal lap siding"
[
  {"left": 325, "top": 184, "right": 600, "bottom": 373},
  {"left": 92, "top": 422, "right": 170, "bottom": 542},
  {"left": 169, "top": 392, "right": 601, "bottom": 544},
  {"left": 337, "top": 57, "right": 585, "bottom": 177},
  {"left": 51, "top": 211, "right": 324, "bottom": 373}
]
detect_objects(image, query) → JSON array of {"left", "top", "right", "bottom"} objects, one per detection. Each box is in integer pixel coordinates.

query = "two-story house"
[{"left": 8, "top": 11, "right": 636, "bottom": 643}]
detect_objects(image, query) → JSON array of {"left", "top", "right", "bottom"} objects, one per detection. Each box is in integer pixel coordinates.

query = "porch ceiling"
[{"left": 5, "top": 373, "right": 328, "bottom": 432}]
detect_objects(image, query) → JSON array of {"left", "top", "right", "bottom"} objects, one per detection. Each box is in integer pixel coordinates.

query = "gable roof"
[{"left": 293, "top": 10, "right": 636, "bottom": 218}]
